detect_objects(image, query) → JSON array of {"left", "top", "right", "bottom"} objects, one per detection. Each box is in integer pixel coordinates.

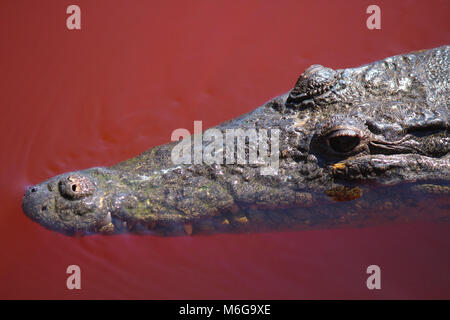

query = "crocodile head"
[{"left": 22, "top": 46, "right": 449, "bottom": 235}]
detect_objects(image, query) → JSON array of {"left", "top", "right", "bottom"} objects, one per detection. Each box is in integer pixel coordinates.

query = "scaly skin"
[{"left": 22, "top": 46, "right": 449, "bottom": 236}]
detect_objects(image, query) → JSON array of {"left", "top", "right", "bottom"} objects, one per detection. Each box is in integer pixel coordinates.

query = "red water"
[{"left": 1, "top": 0, "right": 449, "bottom": 299}]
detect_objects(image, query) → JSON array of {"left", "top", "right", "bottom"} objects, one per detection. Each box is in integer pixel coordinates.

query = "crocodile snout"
[{"left": 22, "top": 183, "right": 55, "bottom": 225}]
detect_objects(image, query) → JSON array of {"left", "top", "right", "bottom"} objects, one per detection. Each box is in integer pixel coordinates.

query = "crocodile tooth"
[
  {"left": 101, "top": 212, "right": 112, "bottom": 226},
  {"left": 183, "top": 223, "right": 193, "bottom": 236}
]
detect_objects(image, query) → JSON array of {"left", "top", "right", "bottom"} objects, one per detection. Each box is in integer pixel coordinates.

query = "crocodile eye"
[
  {"left": 59, "top": 175, "right": 94, "bottom": 200},
  {"left": 327, "top": 129, "right": 360, "bottom": 154}
]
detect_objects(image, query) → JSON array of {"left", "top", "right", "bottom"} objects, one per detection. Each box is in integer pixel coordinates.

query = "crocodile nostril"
[
  {"left": 31, "top": 187, "right": 37, "bottom": 193},
  {"left": 59, "top": 175, "right": 94, "bottom": 199}
]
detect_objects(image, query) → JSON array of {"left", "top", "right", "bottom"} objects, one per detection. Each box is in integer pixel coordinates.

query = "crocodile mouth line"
[
  {"left": 92, "top": 204, "right": 315, "bottom": 236},
  {"left": 331, "top": 153, "right": 450, "bottom": 183}
]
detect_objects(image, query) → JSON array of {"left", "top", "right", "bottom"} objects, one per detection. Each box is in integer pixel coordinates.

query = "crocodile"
[{"left": 22, "top": 46, "right": 449, "bottom": 236}]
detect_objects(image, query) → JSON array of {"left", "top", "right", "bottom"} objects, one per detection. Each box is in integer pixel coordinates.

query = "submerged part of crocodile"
[{"left": 22, "top": 46, "right": 449, "bottom": 236}]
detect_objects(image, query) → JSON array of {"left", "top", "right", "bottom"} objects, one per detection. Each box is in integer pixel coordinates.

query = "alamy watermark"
[
  {"left": 66, "top": 264, "right": 81, "bottom": 290},
  {"left": 170, "top": 121, "right": 280, "bottom": 175},
  {"left": 66, "top": 5, "right": 81, "bottom": 30},
  {"left": 366, "top": 5, "right": 381, "bottom": 30},
  {"left": 366, "top": 264, "right": 381, "bottom": 290}
]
